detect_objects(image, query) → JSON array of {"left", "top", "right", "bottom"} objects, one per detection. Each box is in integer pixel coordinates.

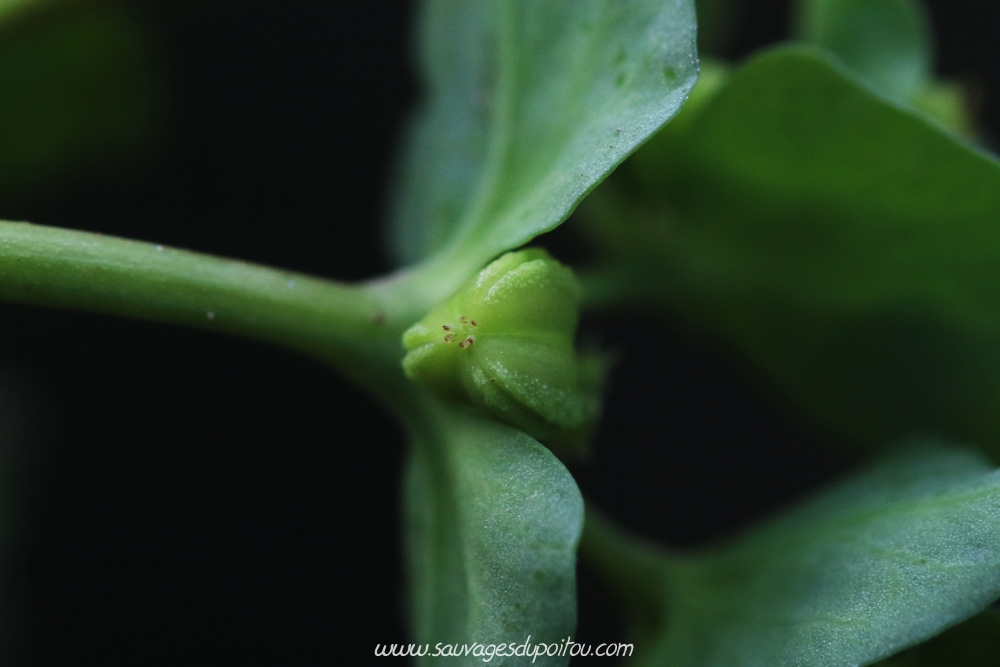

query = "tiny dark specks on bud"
[{"left": 401, "top": 248, "right": 594, "bottom": 443}]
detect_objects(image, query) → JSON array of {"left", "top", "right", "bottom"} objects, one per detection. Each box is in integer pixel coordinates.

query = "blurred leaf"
[
  {"left": 0, "top": 0, "right": 36, "bottom": 22},
  {"left": 405, "top": 401, "right": 583, "bottom": 665},
  {"left": 386, "top": 0, "right": 698, "bottom": 277},
  {"left": 794, "top": 0, "right": 931, "bottom": 101},
  {"left": 0, "top": 1, "right": 161, "bottom": 199},
  {"left": 581, "top": 47, "right": 1000, "bottom": 451},
  {"left": 791, "top": 0, "right": 972, "bottom": 137},
  {"left": 583, "top": 444, "right": 1000, "bottom": 667}
]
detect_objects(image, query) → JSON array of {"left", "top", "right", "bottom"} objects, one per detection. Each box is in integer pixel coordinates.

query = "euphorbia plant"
[{"left": 3, "top": 0, "right": 1000, "bottom": 665}]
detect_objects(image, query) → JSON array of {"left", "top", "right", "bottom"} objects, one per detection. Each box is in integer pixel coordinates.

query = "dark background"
[{"left": 0, "top": 1, "right": 997, "bottom": 664}]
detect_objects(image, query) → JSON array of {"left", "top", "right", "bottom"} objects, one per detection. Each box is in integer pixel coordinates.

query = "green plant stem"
[{"left": 0, "top": 220, "right": 429, "bottom": 409}]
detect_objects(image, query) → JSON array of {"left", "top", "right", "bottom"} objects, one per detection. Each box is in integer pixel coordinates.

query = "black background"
[{"left": 1, "top": 1, "right": 997, "bottom": 664}]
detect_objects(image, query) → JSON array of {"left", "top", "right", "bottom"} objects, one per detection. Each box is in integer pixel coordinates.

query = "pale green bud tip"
[{"left": 402, "top": 248, "right": 595, "bottom": 441}]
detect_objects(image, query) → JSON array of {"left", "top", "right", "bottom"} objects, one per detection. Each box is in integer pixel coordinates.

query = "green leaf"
[
  {"left": 387, "top": 0, "right": 698, "bottom": 278},
  {"left": 0, "top": 2, "right": 161, "bottom": 199},
  {"left": 794, "top": 0, "right": 931, "bottom": 101},
  {"left": 405, "top": 401, "right": 583, "bottom": 665},
  {"left": 792, "top": 0, "right": 972, "bottom": 137},
  {"left": 581, "top": 47, "right": 1000, "bottom": 450},
  {"left": 583, "top": 444, "right": 1000, "bottom": 667}
]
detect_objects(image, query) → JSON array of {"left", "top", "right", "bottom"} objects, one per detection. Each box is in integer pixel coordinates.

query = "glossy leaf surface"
[
  {"left": 585, "top": 445, "right": 1000, "bottom": 667},
  {"left": 405, "top": 403, "right": 583, "bottom": 666},
  {"left": 387, "top": 0, "right": 698, "bottom": 276},
  {"left": 582, "top": 47, "right": 1000, "bottom": 450}
]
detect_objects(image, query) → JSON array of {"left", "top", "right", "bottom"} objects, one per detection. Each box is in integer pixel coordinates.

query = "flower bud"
[{"left": 402, "top": 248, "right": 594, "bottom": 441}]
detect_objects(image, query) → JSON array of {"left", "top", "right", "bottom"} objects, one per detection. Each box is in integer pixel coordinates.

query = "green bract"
[{"left": 402, "top": 248, "right": 592, "bottom": 441}]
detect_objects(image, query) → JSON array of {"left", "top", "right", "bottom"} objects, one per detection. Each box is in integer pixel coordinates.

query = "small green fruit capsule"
[{"left": 402, "top": 248, "right": 593, "bottom": 440}]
